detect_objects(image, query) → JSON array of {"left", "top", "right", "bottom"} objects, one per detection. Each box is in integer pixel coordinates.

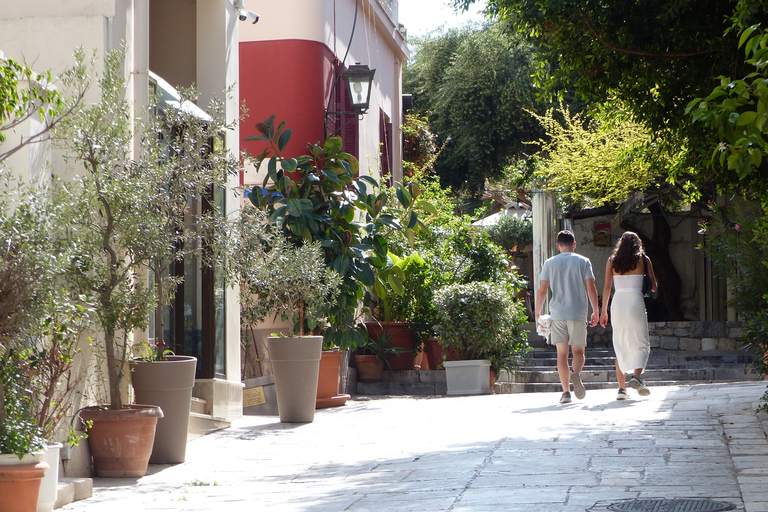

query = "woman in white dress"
[{"left": 599, "top": 232, "right": 657, "bottom": 400}]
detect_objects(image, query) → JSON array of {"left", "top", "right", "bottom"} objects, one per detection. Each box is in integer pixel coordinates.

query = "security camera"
[{"left": 238, "top": 9, "right": 259, "bottom": 24}]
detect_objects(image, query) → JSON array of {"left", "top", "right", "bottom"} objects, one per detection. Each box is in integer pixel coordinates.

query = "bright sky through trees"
[{"left": 399, "top": 0, "right": 485, "bottom": 38}]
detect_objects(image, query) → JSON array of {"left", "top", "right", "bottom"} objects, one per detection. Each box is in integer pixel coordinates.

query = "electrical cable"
[{"left": 325, "top": 0, "right": 360, "bottom": 138}]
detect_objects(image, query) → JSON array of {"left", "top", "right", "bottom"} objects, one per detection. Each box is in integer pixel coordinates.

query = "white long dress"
[{"left": 610, "top": 274, "right": 650, "bottom": 373}]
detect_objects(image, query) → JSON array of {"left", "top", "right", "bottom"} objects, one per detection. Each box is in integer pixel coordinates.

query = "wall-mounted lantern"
[{"left": 343, "top": 63, "right": 376, "bottom": 112}]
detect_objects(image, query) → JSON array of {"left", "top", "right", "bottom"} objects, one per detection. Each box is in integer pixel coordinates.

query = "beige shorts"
[{"left": 550, "top": 320, "right": 588, "bottom": 347}]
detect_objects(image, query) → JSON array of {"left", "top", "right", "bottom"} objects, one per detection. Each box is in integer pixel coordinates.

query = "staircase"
[{"left": 495, "top": 347, "right": 762, "bottom": 394}]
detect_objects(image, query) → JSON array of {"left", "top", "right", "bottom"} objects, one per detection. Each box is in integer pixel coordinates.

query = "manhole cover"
[{"left": 607, "top": 499, "right": 735, "bottom": 512}]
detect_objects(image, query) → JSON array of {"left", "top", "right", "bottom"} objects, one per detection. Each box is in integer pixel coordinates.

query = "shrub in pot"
[
  {"left": 0, "top": 179, "right": 91, "bottom": 509},
  {"left": 434, "top": 281, "right": 529, "bottom": 395},
  {"left": 355, "top": 328, "right": 411, "bottom": 382},
  {"left": 224, "top": 207, "right": 341, "bottom": 422},
  {"left": 366, "top": 252, "right": 433, "bottom": 370},
  {"left": 0, "top": 356, "right": 48, "bottom": 512}
]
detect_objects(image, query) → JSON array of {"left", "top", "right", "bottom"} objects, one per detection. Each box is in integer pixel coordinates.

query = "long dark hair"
[{"left": 611, "top": 231, "right": 644, "bottom": 274}]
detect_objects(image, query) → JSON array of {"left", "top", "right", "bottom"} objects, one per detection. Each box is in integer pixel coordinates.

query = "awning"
[{"left": 149, "top": 70, "right": 211, "bottom": 122}]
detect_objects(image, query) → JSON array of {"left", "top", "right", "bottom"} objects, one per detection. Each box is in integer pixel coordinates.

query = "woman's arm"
[
  {"left": 600, "top": 258, "right": 613, "bottom": 326},
  {"left": 646, "top": 255, "right": 658, "bottom": 293}
]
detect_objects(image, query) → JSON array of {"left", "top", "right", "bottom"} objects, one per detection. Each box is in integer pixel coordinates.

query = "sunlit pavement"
[{"left": 62, "top": 381, "right": 768, "bottom": 512}]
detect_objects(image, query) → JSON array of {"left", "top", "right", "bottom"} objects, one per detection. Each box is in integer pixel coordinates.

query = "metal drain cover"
[{"left": 607, "top": 499, "right": 735, "bottom": 512}]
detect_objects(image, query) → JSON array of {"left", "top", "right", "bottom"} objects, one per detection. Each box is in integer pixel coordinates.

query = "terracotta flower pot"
[
  {"left": 79, "top": 405, "right": 163, "bottom": 478},
  {"left": 424, "top": 337, "right": 444, "bottom": 370},
  {"left": 365, "top": 322, "right": 416, "bottom": 370},
  {"left": 355, "top": 354, "right": 383, "bottom": 382},
  {"left": 0, "top": 453, "right": 49, "bottom": 512},
  {"left": 316, "top": 350, "right": 350, "bottom": 409},
  {"left": 131, "top": 355, "right": 197, "bottom": 464},
  {"left": 268, "top": 336, "right": 323, "bottom": 423}
]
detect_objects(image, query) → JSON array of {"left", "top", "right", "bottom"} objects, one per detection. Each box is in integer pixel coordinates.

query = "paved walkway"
[{"left": 62, "top": 381, "right": 768, "bottom": 512}]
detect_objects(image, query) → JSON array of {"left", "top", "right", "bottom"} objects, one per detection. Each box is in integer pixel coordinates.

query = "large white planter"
[
  {"left": 132, "top": 355, "right": 198, "bottom": 464},
  {"left": 267, "top": 336, "right": 323, "bottom": 423},
  {"left": 443, "top": 360, "right": 492, "bottom": 395},
  {"left": 38, "top": 443, "right": 62, "bottom": 512}
]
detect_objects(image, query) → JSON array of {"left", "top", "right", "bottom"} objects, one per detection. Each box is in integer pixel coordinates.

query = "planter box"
[
  {"left": 38, "top": 443, "right": 62, "bottom": 512},
  {"left": 443, "top": 360, "right": 492, "bottom": 396},
  {"left": 242, "top": 375, "right": 278, "bottom": 416}
]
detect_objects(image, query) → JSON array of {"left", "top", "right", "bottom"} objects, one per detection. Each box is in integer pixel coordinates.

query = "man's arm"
[
  {"left": 586, "top": 278, "right": 599, "bottom": 327},
  {"left": 535, "top": 280, "right": 550, "bottom": 321}
]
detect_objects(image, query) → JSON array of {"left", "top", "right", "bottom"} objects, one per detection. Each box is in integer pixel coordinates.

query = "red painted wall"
[{"left": 240, "top": 39, "right": 334, "bottom": 160}]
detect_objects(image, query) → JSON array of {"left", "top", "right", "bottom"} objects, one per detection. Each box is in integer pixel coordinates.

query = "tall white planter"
[
  {"left": 443, "top": 360, "right": 492, "bottom": 395},
  {"left": 267, "top": 336, "right": 323, "bottom": 423},
  {"left": 38, "top": 443, "right": 62, "bottom": 512}
]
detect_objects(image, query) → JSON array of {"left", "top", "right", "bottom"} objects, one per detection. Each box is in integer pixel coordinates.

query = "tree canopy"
[
  {"left": 452, "top": 0, "right": 768, "bottom": 201},
  {"left": 404, "top": 23, "right": 547, "bottom": 194},
  {"left": 528, "top": 102, "right": 666, "bottom": 211}
]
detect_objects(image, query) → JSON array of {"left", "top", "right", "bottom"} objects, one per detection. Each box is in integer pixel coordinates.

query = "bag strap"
[{"left": 642, "top": 254, "right": 649, "bottom": 277}]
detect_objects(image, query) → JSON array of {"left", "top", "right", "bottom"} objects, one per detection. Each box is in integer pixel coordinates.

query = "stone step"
[
  {"left": 493, "top": 378, "right": 757, "bottom": 394},
  {"left": 190, "top": 396, "right": 208, "bottom": 415},
  {"left": 357, "top": 369, "right": 447, "bottom": 396},
  {"left": 353, "top": 348, "right": 761, "bottom": 396},
  {"left": 505, "top": 366, "right": 760, "bottom": 384},
  {"left": 55, "top": 477, "right": 93, "bottom": 509},
  {"left": 522, "top": 349, "right": 757, "bottom": 364},
  {"left": 188, "top": 412, "right": 231, "bottom": 442}
]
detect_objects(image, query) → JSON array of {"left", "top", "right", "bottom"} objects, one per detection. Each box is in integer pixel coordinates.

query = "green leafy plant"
[
  {"left": 358, "top": 328, "right": 406, "bottom": 370},
  {"left": 223, "top": 207, "right": 342, "bottom": 337},
  {"left": 701, "top": 200, "right": 768, "bottom": 386},
  {"left": 244, "top": 117, "right": 434, "bottom": 349},
  {"left": 0, "top": 354, "right": 44, "bottom": 458},
  {"left": 0, "top": 176, "right": 91, "bottom": 444},
  {"left": 434, "top": 281, "right": 529, "bottom": 374},
  {"left": 132, "top": 339, "right": 175, "bottom": 363}
]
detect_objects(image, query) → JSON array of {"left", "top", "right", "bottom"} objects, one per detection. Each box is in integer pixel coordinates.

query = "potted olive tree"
[
  {"left": 128, "top": 79, "right": 239, "bottom": 465},
  {"left": 56, "top": 48, "right": 238, "bottom": 475},
  {"left": 224, "top": 207, "right": 341, "bottom": 423},
  {"left": 434, "top": 281, "right": 529, "bottom": 395}
]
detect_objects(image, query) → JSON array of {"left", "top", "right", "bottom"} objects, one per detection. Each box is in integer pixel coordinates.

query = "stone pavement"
[{"left": 62, "top": 381, "right": 768, "bottom": 512}]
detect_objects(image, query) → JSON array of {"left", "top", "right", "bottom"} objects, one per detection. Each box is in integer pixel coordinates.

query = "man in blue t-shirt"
[{"left": 535, "top": 230, "right": 599, "bottom": 404}]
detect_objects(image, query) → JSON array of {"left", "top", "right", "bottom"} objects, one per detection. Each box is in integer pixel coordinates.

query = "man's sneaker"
[
  {"left": 570, "top": 371, "right": 586, "bottom": 400},
  {"left": 617, "top": 388, "right": 628, "bottom": 400},
  {"left": 559, "top": 391, "right": 572, "bottom": 404},
  {"left": 628, "top": 376, "right": 650, "bottom": 396}
]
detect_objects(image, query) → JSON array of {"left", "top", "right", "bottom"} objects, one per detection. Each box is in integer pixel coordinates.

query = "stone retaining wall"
[{"left": 588, "top": 321, "right": 745, "bottom": 351}]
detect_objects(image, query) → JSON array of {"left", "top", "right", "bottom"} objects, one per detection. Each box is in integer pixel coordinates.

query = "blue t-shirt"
[{"left": 539, "top": 252, "right": 595, "bottom": 321}]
